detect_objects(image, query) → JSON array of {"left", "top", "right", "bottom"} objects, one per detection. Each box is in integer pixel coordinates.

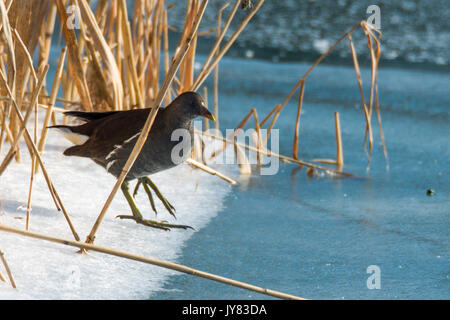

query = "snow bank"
[{"left": 0, "top": 116, "right": 231, "bottom": 299}]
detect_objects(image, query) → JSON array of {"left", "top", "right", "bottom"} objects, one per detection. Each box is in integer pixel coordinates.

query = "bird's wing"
[
  {"left": 86, "top": 108, "right": 165, "bottom": 167},
  {"left": 65, "top": 110, "right": 120, "bottom": 121},
  {"left": 104, "top": 130, "right": 141, "bottom": 173}
]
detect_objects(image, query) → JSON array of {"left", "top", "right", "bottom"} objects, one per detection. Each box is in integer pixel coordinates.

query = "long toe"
[
  {"left": 115, "top": 214, "right": 193, "bottom": 231},
  {"left": 142, "top": 219, "right": 193, "bottom": 230}
]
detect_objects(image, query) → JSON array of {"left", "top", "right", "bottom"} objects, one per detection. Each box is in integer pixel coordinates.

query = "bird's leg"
[
  {"left": 116, "top": 181, "right": 192, "bottom": 231},
  {"left": 120, "top": 181, "right": 143, "bottom": 220},
  {"left": 133, "top": 179, "right": 142, "bottom": 197},
  {"left": 140, "top": 177, "right": 176, "bottom": 218},
  {"left": 141, "top": 179, "right": 158, "bottom": 215},
  {"left": 133, "top": 178, "right": 157, "bottom": 215}
]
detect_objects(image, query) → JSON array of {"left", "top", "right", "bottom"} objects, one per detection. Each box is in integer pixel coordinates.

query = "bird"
[{"left": 50, "top": 91, "right": 214, "bottom": 231}]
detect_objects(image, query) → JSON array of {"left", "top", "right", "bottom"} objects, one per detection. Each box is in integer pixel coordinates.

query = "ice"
[{"left": 0, "top": 112, "right": 231, "bottom": 299}]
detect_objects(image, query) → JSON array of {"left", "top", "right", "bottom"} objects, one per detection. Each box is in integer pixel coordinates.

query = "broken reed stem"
[
  {"left": 197, "top": 129, "right": 356, "bottom": 178},
  {"left": 209, "top": 107, "right": 254, "bottom": 160},
  {"left": 335, "top": 112, "right": 344, "bottom": 167},
  {"left": 263, "top": 105, "right": 281, "bottom": 146},
  {"left": 186, "top": 158, "right": 236, "bottom": 184},
  {"left": 259, "top": 21, "right": 363, "bottom": 132},
  {"left": 0, "top": 249, "right": 16, "bottom": 289},
  {"left": 0, "top": 224, "right": 305, "bottom": 300},
  {"left": 84, "top": 0, "right": 209, "bottom": 246},
  {"left": 348, "top": 32, "right": 373, "bottom": 161},
  {"left": 361, "top": 22, "right": 388, "bottom": 162},
  {"left": 191, "top": 0, "right": 265, "bottom": 91},
  {"left": 0, "top": 68, "right": 80, "bottom": 242},
  {"left": 292, "top": 80, "right": 305, "bottom": 160},
  {"left": 251, "top": 108, "right": 263, "bottom": 164},
  {"left": 275, "top": 22, "right": 361, "bottom": 115},
  {"left": 234, "top": 141, "right": 252, "bottom": 175}
]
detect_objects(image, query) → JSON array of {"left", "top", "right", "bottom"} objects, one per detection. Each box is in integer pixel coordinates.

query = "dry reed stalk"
[
  {"left": 37, "top": 47, "right": 67, "bottom": 161},
  {"left": 258, "top": 21, "right": 363, "bottom": 137},
  {"left": 0, "top": 249, "right": 16, "bottom": 288},
  {"left": 85, "top": 39, "right": 114, "bottom": 111},
  {"left": 374, "top": 83, "right": 388, "bottom": 161},
  {"left": 335, "top": 112, "right": 344, "bottom": 167},
  {"left": 233, "top": 142, "right": 251, "bottom": 175},
  {"left": 0, "top": 224, "right": 305, "bottom": 300},
  {"left": 37, "top": 3, "right": 57, "bottom": 83},
  {"left": 197, "top": 129, "right": 356, "bottom": 178},
  {"left": 163, "top": 9, "right": 170, "bottom": 103},
  {"left": 259, "top": 104, "right": 279, "bottom": 127},
  {"left": 202, "top": 86, "right": 209, "bottom": 132},
  {"left": 94, "top": 0, "right": 109, "bottom": 32},
  {"left": 0, "top": 268, "right": 6, "bottom": 283},
  {"left": 26, "top": 152, "right": 34, "bottom": 230},
  {"left": 0, "top": 0, "right": 15, "bottom": 80},
  {"left": 0, "top": 0, "right": 15, "bottom": 157},
  {"left": 0, "top": 68, "right": 80, "bottom": 241},
  {"left": 191, "top": 0, "right": 264, "bottom": 91},
  {"left": 192, "top": 0, "right": 237, "bottom": 91},
  {"left": 209, "top": 108, "right": 254, "bottom": 160},
  {"left": 179, "top": 0, "right": 199, "bottom": 93},
  {"left": 84, "top": 0, "right": 209, "bottom": 246},
  {"left": 197, "top": 28, "right": 216, "bottom": 37},
  {"left": 361, "top": 22, "right": 387, "bottom": 161},
  {"left": 186, "top": 158, "right": 236, "bottom": 184},
  {"left": 250, "top": 108, "right": 263, "bottom": 164},
  {"left": 0, "top": 65, "right": 48, "bottom": 175},
  {"left": 77, "top": 0, "right": 123, "bottom": 110},
  {"left": 0, "top": 104, "right": 11, "bottom": 154},
  {"left": 274, "top": 21, "right": 361, "bottom": 115},
  {"left": 118, "top": 0, "right": 143, "bottom": 108},
  {"left": 55, "top": 0, "right": 93, "bottom": 112},
  {"left": 191, "top": 133, "right": 204, "bottom": 163},
  {"left": 263, "top": 105, "right": 282, "bottom": 146},
  {"left": 212, "top": 3, "right": 229, "bottom": 131},
  {"left": 0, "top": 98, "right": 68, "bottom": 113},
  {"left": 292, "top": 80, "right": 305, "bottom": 160},
  {"left": 348, "top": 32, "right": 373, "bottom": 161}
]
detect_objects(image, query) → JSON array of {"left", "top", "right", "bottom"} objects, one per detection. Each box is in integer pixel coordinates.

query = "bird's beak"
[{"left": 201, "top": 107, "right": 215, "bottom": 122}]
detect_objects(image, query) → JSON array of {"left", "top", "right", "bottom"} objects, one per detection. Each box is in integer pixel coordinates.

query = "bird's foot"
[
  {"left": 115, "top": 215, "right": 193, "bottom": 231},
  {"left": 134, "top": 177, "right": 176, "bottom": 218}
]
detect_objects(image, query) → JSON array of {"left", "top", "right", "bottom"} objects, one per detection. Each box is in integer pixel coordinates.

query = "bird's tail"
[{"left": 48, "top": 125, "right": 89, "bottom": 146}]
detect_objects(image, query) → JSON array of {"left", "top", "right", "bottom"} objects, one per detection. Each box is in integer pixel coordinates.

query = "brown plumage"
[
  {"left": 51, "top": 92, "right": 213, "bottom": 180},
  {"left": 50, "top": 92, "right": 214, "bottom": 230}
]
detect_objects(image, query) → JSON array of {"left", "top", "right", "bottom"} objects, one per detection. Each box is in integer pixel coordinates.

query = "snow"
[{"left": 0, "top": 113, "right": 231, "bottom": 299}]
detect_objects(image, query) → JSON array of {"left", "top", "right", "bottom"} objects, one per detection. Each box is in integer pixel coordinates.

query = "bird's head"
[{"left": 169, "top": 91, "right": 215, "bottom": 122}]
